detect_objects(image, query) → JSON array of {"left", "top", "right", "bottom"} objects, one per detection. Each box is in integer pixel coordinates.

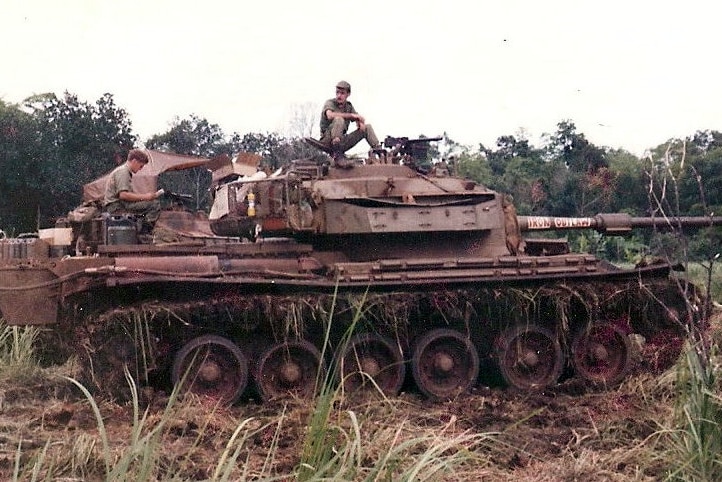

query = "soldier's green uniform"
[
  {"left": 319, "top": 98, "right": 357, "bottom": 137},
  {"left": 318, "top": 81, "right": 380, "bottom": 155},
  {"left": 104, "top": 163, "right": 160, "bottom": 223}
]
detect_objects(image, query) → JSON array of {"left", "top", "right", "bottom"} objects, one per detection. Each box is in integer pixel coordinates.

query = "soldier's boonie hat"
[{"left": 336, "top": 80, "right": 351, "bottom": 92}]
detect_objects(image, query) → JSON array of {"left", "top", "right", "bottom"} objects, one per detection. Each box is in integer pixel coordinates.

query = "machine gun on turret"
[{"left": 383, "top": 135, "right": 442, "bottom": 160}]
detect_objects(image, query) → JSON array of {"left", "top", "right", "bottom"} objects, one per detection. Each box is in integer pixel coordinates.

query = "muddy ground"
[{"left": 0, "top": 375, "right": 676, "bottom": 481}]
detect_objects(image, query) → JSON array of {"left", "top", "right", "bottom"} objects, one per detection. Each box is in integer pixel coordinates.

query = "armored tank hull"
[{"left": 0, "top": 146, "right": 718, "bottom": 404}]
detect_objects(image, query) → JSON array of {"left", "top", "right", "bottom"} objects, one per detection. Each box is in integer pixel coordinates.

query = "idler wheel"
[
  {"left": 335, "top": 333, "right": 406, "bottom": 397},
  {"left": 411, "top": 328, "right": 479, "bottom": 400},
  {"left": 255, "top": 340, "right": 325, "bottom": 401},
  {"left": 495, "top": 325, "right": 563, "bottom": 391},
  {"left": 572, "top": 323, "right": 632, "bottom": 386},
  {"left": 172, "top": 335, "right": 249, "bottom": 405}
]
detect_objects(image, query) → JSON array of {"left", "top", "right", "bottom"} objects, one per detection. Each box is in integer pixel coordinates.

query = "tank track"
[{"left": 60, "top": 277, "right": 696, "bottom": 403}]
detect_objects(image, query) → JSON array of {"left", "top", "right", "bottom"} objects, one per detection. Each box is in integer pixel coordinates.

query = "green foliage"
[
  {"left": 540, "top": 122, "right": 616, "bottom": 216},
  {"left": 687, "top": 227, "right": 722, "bottom": 262},
  {"left": 613, "top": 235, "right": 649, "bottom": 264},
  {"left": 297, "top": 289, "right": 354, "bottom": 481},
  {"left": 645, "top": 134, "right": 722, "bottom": 217},
  {"left": 60, "top": 370, "right": 268, "bottom": 482},
  {"left": 0, "top": 320, "right": 42, "bottom": 382},
  {"left": 233, "top": 131, "right": 318, "bottom": 169},
  {"left": 26, "top": 92, "right": 136, "bottom": 197},
  {"left": 456, "top": 150, "right": 493, "bottom": 186},
  {"left": 681, "top": 150, "right": 722, "bottom": 213},
  {"left": 546, "top": 120, "right": 609, "bottom": 173},
  {"left": 664, "top": 343, "right": 722, "bottom": 481},
  {"left": 145, "top": 114, "right": 228, "bottom": 157},
  {"left": 606, "top": 148, "right": 649, "bottom": 213},
  {"left": 498, "top": 156, "right": 550, "bottom": 214},
  {"left": 0, "top": 92, "right": 136, "bottom": 231},
  {"left": 146, "top": 116, "right": 319, "bottom": 172},
  {"left": 685, "top": 262, "right": 722, "bottom": 304},
  {"left": 0, "top": 100, "right": 46, "bottom": 232},
  {"left": 483, "top": 133, "right": 539, "bottom": 177},
  {"left": 430, "top": 131, "right": 466, "bottom": 164}
]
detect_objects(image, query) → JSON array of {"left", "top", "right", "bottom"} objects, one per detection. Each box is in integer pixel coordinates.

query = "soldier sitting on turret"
[
  {"left": 103, "top": 149, "right": 163, "bottom": 232},
  {"left": 306, "top": 80, "right": 383, "bottom": 166}
]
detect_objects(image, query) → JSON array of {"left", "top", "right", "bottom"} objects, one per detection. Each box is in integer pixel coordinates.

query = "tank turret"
[
  {"left": 208, "top": 140, "right": 722, "bottom": 261},
  {"left": 209, "top": 160, "right": 515, "bottom": 259}
]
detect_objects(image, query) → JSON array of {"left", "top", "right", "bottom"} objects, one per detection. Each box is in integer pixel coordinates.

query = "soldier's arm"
[
  {"left": 325, "top": 109, "right": 362, "bottom": 123},
  {"left": 119, "top": 190, "right": 161, "bottom": 202}
]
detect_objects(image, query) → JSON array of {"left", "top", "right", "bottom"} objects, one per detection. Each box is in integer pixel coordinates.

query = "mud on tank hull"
[
  {"left": 1, "top": 238, "right": 694, "bottom": 405},
  {"left": 80, "top": 265, "right": 693, "bottom": 403}
]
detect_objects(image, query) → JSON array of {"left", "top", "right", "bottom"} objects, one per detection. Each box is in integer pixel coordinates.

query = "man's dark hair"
[{"left": 127, "top": 149, "right": 149, "bottom": 164}]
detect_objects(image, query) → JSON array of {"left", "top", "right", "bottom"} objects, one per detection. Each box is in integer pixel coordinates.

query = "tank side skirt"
[{"left": 88, "top": 261, "right": 672, "bottom": 292}]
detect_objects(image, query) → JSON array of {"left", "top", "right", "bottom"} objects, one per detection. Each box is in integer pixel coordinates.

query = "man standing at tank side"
[
  {"left": 103, "top": 149, "right": 163, "bottom": 228},
  {"left": 319, "top": 80, "right": 381, "bottom": 158}
]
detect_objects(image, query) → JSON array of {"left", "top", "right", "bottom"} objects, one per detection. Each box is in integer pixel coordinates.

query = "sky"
[{"left": 3, "top": 0, "right": 721, "bottom": 156}]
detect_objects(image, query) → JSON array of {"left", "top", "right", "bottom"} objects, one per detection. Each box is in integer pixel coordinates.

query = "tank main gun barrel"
[{"left": 518, "top": 213, "right": 722, "bottom": 235}]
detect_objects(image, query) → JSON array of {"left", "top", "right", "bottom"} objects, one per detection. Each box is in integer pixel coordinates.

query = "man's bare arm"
[
  {"left": 325, "top": 109, "right": 364, "bottom": 124},
  {"left": 118, "top": 190, "right": 162, "bottom": 202}
]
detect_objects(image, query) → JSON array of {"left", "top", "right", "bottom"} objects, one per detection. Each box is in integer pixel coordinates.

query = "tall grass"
[
  {"left": 685, "top": 262, "right": 722, "bottom": 303},
  {"left": 297, "top": 288, "right": 356, "bottom": 481},
  {"left": 14, "top": 368, "right": 487, "bottom": 481},
  {"left": 661, "top": 335, "right": 722, "bottom": 481},
  {"left": 0, "top": 319, "right": 41, "bottom": 381},
  {"left": 299, "top": 409, "right": 487, "bottom": 481},
  {"left": 65, "top": 367, "right": 177, "bottom": 480},
  {"left": 296, "top": 290, "right": 492, "bottom": 481},
  {"left": 61, "top": 369, "right": 280, "bottom": 481}
]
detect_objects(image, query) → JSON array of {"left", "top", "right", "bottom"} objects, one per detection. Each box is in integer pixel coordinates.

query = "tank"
[{"left": 0, "top": 140, "right": 720, "bottom": 404}]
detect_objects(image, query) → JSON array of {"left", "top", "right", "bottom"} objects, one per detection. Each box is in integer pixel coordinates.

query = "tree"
[
  {"left": 145, "top": 115, "right": 235, "bottom": 209},
  {"left": 427, "top": 132, "right": 465, "bottom": 163},
  {"left": 4, "top": 92, "right": 136, "bottom": 230},
  {"left": 546, "top": 120, "right": 608, "bottom": 173},
  {"left": 473, "top": 132, "right": 552, "bottom": 215},
  {"left": 540, "top": 121, "right": 614, "bottom": 216},
  {"left": 26, "top": 92, "right": 136, "bottom": 188},
  {"left": 678, "top": 144, "right": 722, "bottom": 215},
  {"left": 642, "top": 137, "right": 722, "bottom": 264},
  {"left": 0, "top": 100, "right": 45, "bottom": 232},
  {"left": 485, "top": 134, "right": 536, "bottom": 176},
  {"left": 645, "top": 136, "right": 722, "bottom": 216},
  {"left": 232, "top": 132, "right": 318, "bottom": 170},
  {"left": 456, "top": 149, "right": 493, "bottom": 186},
  {"left": 145, "top": 114, "right": 229, "bottom": 157},
  {"left": 687, "top": 129, "right": 722, "bottom": 156},
  {"left": 498, "top": 156, "right": 553, "bottom": 215},
  {"left": 606, "top": 148, "right": 648, "bottom": 213},
  {"left": 285, "top": 101, "right": 319, "bottom": 138}
]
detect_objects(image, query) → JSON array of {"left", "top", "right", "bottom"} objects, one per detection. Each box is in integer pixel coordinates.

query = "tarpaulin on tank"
[{"left": 82, "top": 150, "right": 210, "bottom": 202}]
